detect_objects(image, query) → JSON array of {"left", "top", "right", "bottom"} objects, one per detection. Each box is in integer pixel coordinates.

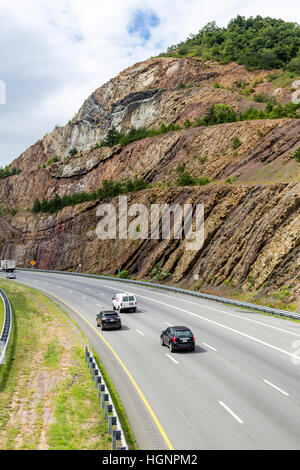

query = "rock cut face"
[
  {"left": 0, "top": 56, "right": 299, "bottom": 307},
  {"left": 36, "top": 57, "right": 282, "bottom": 160}
]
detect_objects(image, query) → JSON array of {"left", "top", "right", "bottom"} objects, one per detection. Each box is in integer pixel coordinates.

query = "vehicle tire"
[
  {"left": 190, "top": 346, "right": 195, "bottom": 352},
  {"left": 160, "top": 336, "right": 164, "bottom": 347},
  {"left": 101, "top": 325, "right": 105, "bottom": 331},
  {"left": 169, "top": 342, "right": 174, "bottom": 353}
]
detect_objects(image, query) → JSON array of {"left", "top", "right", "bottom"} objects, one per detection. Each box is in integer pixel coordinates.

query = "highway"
[{"left": 2, "top": 270, "right": 300, "bottom": 450}]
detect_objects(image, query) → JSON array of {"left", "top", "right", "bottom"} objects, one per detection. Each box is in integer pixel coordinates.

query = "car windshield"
[{"left": 176, "top": 330, "right": 192, "bottom": 337}]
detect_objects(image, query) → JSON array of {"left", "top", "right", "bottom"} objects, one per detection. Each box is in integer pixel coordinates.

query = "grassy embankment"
[
  {"left": 0, "top": 281, "right": 137, "bottom": 450},
  {"left": 0, "top": 295, "right": 3, "bottom": 333}
]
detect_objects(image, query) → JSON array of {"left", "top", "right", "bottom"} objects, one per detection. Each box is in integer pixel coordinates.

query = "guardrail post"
[
  {"left": 101, "top": 393, "right": 109, "bottom": 409},
  {"left": 85, "top": 346, "right": 90, "bottom": 362},
  {"left": 95, "top": 375, "right": 102, "bottom": 388},
  {"left": 89, "top": 359, "right": 95, "bottom": 372},
  {"left": 105, "top": 403, "right": 113, "bottom": 419},
  {"left": 112, "top": 430, "right": 121, "bottom": 450},
  {"left": 97, "top": 383, "right": 106, "bottom": 398},
  {"left": 108, "top": 416, "right": 117, "bottom": 434},
  {"left": 92, "top": 368, "right": 99, "bottom": 382}
]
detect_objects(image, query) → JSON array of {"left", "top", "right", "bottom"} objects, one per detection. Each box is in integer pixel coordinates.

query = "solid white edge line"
[
  {"left": 104, "top": 282, "right": 300, "bottom": 338},
  {"left": 11, "top": 278, "right": 175, "bottom": 450},
  {"left": 263, "top": 379, "right": 290, "bottom": 397},
  {"left": 203, "top": 342, "right": 218, "bottom": 352},
  {"left": 134, "top": 296, "right": 300, "bottom": 361},
  {"left": 18, "top": 274, "right": 300, "bottom": 361},
  {"left": 100, "top": 284, "right": 300, "bottom": 362},
  {"left": 219, "top": 401, "right": 243, "bottom": 424},
  {"left": 166, "top": 354, "right": 179, "bottom": 365}
]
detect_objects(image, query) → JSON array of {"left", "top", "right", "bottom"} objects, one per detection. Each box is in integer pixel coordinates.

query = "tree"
[
  {"left": 68, "top": 147, "right": 78, "bottom": 157},
  {"left": 32, "top": 199, "right": 42, "bottom": 213},
  {"left": 160, "top": 15, "right": 300, "bottom": 71},
  {"left": 101, "top": 127, "right": 121, "bottom": 147},
  {"left": 287, "top": 53, "right": 300, "bottom": 73}
]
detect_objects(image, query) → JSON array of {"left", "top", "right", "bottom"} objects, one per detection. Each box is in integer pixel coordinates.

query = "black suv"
[
  {"left": 96, "top": 311, "right": 122, "bottom": 331},
  {"left": 160, "top": 326, "right": 195, "bottom": 352}
]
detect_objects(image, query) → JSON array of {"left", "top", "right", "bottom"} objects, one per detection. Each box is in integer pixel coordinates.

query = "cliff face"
[{"left": 0, "top": 57, "right": 299, "bottom": 306}]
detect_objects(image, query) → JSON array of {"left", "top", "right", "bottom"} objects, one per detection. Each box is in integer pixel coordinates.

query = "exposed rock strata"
[{"left": 0, "top": 57, "right": 299, "bottom": 305}]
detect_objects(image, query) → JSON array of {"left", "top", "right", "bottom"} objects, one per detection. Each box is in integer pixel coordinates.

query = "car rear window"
[
  {"left": 122, "top": 296, "right": 129, "bottom": 302},
  {"left": 103, "top": 313, "right": 119, "bottom": 318},
  {"left": 129, "top": 296, "right": 135, "bottom": 301},
  {"left": 176, "top": 330, "right": 192, "bottom": 337}
]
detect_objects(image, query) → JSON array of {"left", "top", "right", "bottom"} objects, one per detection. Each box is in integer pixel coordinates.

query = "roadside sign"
[
  {"left": 31, "top": 260, "right": 36, "bottom": 266},
  {"left": 194, "top": 274, "right": 199, "bottom": 281}
]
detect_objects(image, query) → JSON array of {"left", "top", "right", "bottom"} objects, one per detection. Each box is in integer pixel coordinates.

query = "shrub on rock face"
[
  {"left": 68, "top": 147, "right": 78, "bottom": 157},
  {"left": 176, "top": 171, "right": 210, "bottom": 187},
  {"left": 232, "top": 137, "right": 242, "bottom": 150},
  {"left": 118, "top": 270, "right": 130, "bottom": 279},
  {"left": 152, "top": 265, "right": 172, "bottom": 281},
  {"left": 294, "top": 147, "right": 300, "bottom": 162},
  {"left": 176, "top": 172, "right": 198, "bottom": 186}
]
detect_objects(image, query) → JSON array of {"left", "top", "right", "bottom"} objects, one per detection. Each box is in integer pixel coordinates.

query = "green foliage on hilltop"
[{"left": 160, "top": 15, "right": 300, "bottom": 72}]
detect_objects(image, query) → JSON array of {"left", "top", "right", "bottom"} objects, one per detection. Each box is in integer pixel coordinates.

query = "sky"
[{"left": 0, "top": 0, "right": 300, "bottom": 166}]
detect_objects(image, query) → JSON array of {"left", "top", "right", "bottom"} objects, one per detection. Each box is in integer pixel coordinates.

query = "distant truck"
[{"left": 1, "top": 260, "right": 16, "bottom": 272}]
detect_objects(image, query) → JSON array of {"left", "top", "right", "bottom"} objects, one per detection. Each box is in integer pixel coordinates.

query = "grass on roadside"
[
  {"left": 0, "top": 294, "right": 3, "bottom": 333},
  {"left": 0, "top": 281, "right": 137, "bottom": 450}
]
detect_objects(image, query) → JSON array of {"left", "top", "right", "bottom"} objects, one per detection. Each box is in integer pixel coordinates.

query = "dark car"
[
  {"left": 160, "top": 326, "right": 195, "bottom": 352},
  {"left": 96, "top": 311, "right": 122, "bottom": 331}
]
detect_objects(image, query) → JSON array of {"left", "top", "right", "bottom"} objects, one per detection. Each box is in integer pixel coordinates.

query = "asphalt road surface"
[{"left": 2, "top": 270, "right": 300, "bottom": 450}]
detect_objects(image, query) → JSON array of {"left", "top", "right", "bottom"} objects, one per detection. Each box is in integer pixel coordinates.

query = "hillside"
[{"left": 0, "top": 53, "right": 299, "bottom": 308}]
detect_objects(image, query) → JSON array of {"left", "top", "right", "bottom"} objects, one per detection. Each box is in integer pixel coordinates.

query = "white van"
[{"left": 112, "top": 293, "right": 137, "bottom": 312}]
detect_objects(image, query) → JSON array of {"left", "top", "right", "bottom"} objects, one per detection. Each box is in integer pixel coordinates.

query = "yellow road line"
[{"left": 20, "top": 281, "right": 174, "bottom": 450}]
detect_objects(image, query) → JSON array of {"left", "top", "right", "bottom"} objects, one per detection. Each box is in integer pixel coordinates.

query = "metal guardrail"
[
  {"left": 17, "top": 268, "right": 300, "bottom": 321},
  {"left": 0, "top": 288, "right": 12, "bottom": 365},
  {"left": 85, "top": 346, "right": 128, "bottom": 450}
]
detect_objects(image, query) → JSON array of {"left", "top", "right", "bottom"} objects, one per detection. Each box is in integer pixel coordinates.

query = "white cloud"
[{"left": 0, "top": 0, "right": 299, "bottom": 166}]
